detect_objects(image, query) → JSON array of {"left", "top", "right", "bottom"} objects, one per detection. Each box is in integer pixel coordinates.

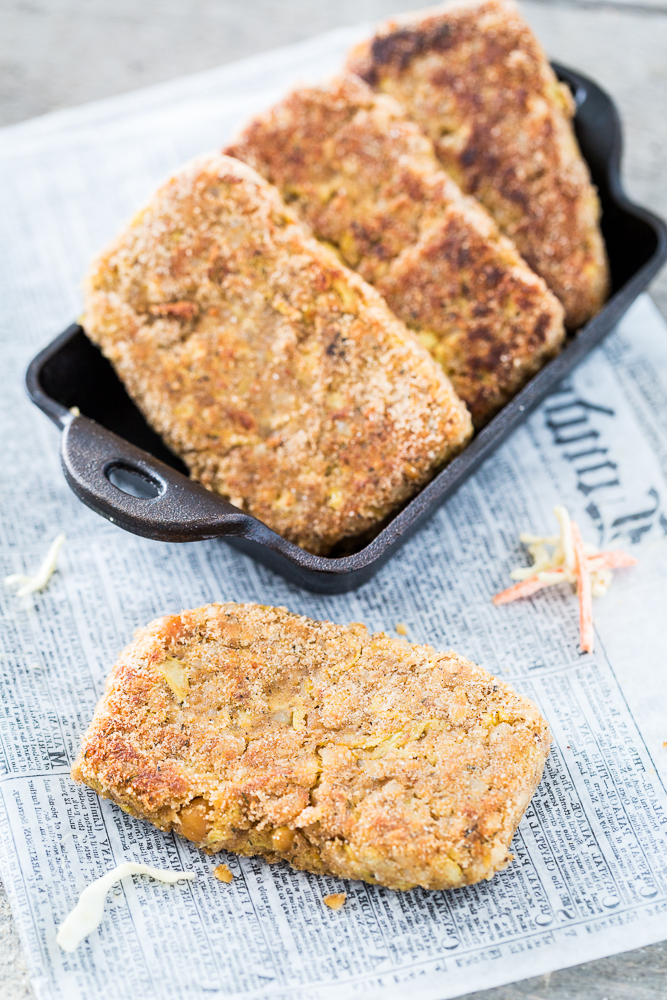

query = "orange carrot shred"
[
  {"left": 571, "top": 521, "right": 594, "bottom": 653},
  {"left": 587, "top": 551, "right": 638, "bottom": 571},
  {"left": 492, "top": 576, "right": 547, "bottom": 605}
]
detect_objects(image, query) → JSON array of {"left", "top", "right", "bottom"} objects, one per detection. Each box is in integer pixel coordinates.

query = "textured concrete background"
[{"left": 1, "top": 1, "right": 666, "bottom": 998}]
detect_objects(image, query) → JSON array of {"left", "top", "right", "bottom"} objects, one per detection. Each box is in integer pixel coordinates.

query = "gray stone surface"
[
  {"left": 0, "top": 0, "right": 430, "bottom": 125},
  {"left": 1, "top": 2, "right": 666, "bottom": 998},
  {"left": 0, "top": 885, "right": 32, "bottom": 999}
]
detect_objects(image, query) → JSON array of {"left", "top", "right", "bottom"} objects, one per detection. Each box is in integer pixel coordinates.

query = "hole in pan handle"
[
  {"left": 60, "top": 414, "right": 259, "bottom": 543},
  {"left": 106, "top": 464, "right": 163, "bottom": 499}
]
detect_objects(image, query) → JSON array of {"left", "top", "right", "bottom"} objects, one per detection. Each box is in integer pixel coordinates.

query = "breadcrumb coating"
[
  {"left": 347, "top": 0, "right": 610, "bottom": 329},
  {"left": 72, "top": 603, "right": 551, "bottom": 892},
  {"left": 83, "top": 153, "right": 471, "bottom": 554},
  {"left": 228, "top": 74, "right": 564, "bottom": 427}
]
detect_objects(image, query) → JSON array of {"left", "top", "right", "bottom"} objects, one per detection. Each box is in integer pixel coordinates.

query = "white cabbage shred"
[
  {"left": 5, "top": 533, "right": 66, "bottom": 598},
  {"left": 56, "top": 862, "right": 195, "bottom": 952}
]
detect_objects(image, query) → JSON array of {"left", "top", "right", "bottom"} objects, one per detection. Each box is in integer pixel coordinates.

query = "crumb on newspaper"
[
  {"left": 56, "top": 862, "right": 195, "bottom": 952},
  {"left": 492, "top": 506, "right": 637, "bottom": 654},
  {"left": 395, "top": 622, "right": 408, "bottom": 636},
  {"left": 213, "top": 864, "right": 234, "bottom": 884},
  {"left": 4, "top": 533, "right": 66, "bottom": 599},
  {"left": 323, "top": 893, "right": 347, "bottom": 911}
]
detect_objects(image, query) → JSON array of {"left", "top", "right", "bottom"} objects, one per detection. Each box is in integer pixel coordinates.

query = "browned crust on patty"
[
  {"left": 83, "top": 153, "right": 471, "bottom": 554},
  {"left": 347, "top": 0, "right": 610, "bottom": 329},
  {"left": 227, "top": 74, "right": 564, "bottom": 427},
  {"left": 72, "top": 603, "right": 551, "bottom": 892}
]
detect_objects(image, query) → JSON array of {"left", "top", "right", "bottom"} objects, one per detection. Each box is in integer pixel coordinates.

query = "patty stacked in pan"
[
  {"left": 84, "top": 154, "right": 472, "bottom": 555},
  {"left": 227, "top": 72, "right": 565, "bottom": 427}
]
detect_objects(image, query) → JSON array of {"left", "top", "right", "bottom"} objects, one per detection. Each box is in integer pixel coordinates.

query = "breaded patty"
[
  {"left": 83, "top": 154, "right": 471, "bottom": 555},
  {"left": 228, "top": 75, "right": 564, "bottom": 426},
  {"left": 72, "top": 603, "right": 551, "bottom": 892},
  {"left": 347, "top": 0, "right": 610, "bottom": 329}
]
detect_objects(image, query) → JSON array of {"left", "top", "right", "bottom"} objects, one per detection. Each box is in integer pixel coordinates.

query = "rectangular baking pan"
[{"left": 26, "top": 64, "right": 667, "bottom": 593}]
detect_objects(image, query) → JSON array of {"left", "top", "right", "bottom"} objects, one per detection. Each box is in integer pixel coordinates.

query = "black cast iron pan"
[{"left": 26, "top": 65, "right": 667, "bottom": 593}]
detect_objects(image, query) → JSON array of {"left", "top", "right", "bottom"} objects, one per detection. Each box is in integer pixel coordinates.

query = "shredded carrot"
[
  {"left": 587, "top": 551, "right": 637, "bottom": 571},
  {"left": 493, "top": 551, "right": 636, "bottom": 605},
  {"left": 492, "top": 576, "right": 547, "bottom": 605},
  {"left": 492, "top": 505, "right": 637, "bottom": 656},
  {"left": 571, "top": 521, "right": 594, "bottom": 654}
]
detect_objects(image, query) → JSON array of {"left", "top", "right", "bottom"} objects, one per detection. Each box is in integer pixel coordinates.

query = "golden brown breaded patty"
[
  {"left": 72, "top": 603, "right": 551, "bottom": 892},
  {"left": 228, "top": 75, "right": 564, "bottom": 426},
  {"left": 83, "top": 154, "right": 472, "bottom": 555},
  {"left": 347, "top": 0, "right": 610, "bottom": 329}
]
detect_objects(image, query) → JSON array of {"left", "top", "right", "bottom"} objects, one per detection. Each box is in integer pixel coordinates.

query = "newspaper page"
[{"left": 1, "top": 23, "right": 667, "bottom": 1000}]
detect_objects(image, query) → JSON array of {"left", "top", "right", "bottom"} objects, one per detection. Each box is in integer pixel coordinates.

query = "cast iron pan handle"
[{"left": 61, "top": 414, "right": 259, "bottom": 542}]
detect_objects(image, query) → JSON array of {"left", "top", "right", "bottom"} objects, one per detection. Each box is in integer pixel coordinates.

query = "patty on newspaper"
[
  {"left": 347, "top": 0, "right": 610, "bottom": 329},
  {"left": 82, "top": 153, "right": 472, "bottom": 555},
  {"left": 227, "top": 74, "right": 565, "bottom": 427},
  {"left": 71, "top": 603, "right": 552, "bottom": 892}
]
